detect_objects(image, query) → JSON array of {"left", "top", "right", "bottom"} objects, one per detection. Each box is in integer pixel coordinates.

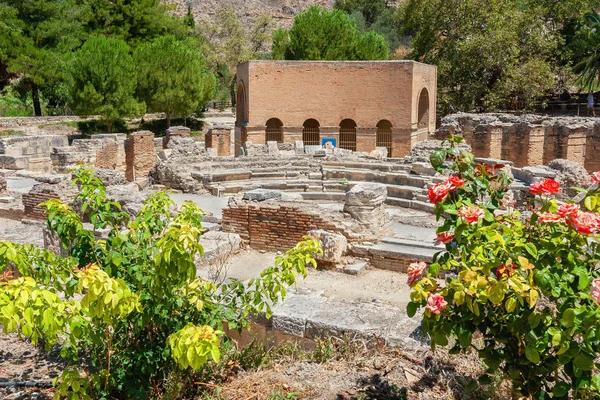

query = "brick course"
[
  {"left": 237, "top": 61, "right": 437, "bottom": 157},
  {"left": 125, "top": 131, "right": 156, "bottom": 182}
]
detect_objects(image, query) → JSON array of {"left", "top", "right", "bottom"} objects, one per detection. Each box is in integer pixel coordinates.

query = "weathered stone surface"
[
  {"left": 95, "top": 169, "right": 128, "bottom": 186},
  {"left": 243, "top": 189, "right": 282, "bottom": 202},
  {"left": 548, "top": 159, "right": 592, "bottom": 199},
  {"left": 267, "top": 141, "right": 280, "bottom": 156},
  {"left": 410, "top": 162, "right": 436, "bottom": 176},
  {"left": 0, "top": 175, "right": 6, "bottom": 194},
  {"left": 308, "top": 229, "right": 348, "bottom": 264},
  {"left": 295, "top": 140, "right": 304, "bottom": 155},
  {"left": 512, "top": 166, "right": 557, "bottom": 184},
  {"left": 344, "top": 182, "right": 387, "bottom": 207},
  {"left": 408, "top": 140, "right": 471, "bottom": 163},
  {"left": 197, "top": 231, "right": 241, "bottom": 264}
]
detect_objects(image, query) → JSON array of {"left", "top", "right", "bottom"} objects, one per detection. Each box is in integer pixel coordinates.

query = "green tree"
[
  {"left": 274, "top": 6, "right": 389, "bottom": 61},
  {"left": 3, "top": 0, "right": 84, "bottom": 116},
  {"left": 67, "top": 37, "right": 144, "bottom": 133},
  {"left": 79, "top": 0, "right": 189, "bottom": 48},
  {"left": 400, "top": 0, "right": 596, "bottom": 113},
  {"left": 135, "top": 35, "right": 216, "bottom": 127},
  {"left": 250, "top": 15, "right": 275, "bottom": 56}
]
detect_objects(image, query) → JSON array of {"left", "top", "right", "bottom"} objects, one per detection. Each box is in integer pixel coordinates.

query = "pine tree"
[
  {"left": 135, "top": 35, "right": 216, "bottom": 127},
  {"left": 67, "top": 37, "right": 144, "bottom": 133}
]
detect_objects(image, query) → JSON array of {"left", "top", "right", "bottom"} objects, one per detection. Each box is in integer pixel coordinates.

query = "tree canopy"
[
  {"left": 67, "top": 37, "right": 144, "bottom": 132},
  {"left": 272, "top": 6, "right": 389, "bottom": 61},
  {"left": 135, "top": 35, "right": 216, "bottom": 126}
]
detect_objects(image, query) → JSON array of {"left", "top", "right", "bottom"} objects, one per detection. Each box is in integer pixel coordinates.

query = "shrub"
[
  {"left": 0, "top": 168, "right": 321, "bottom": 399},
  {"left": 409, "top": 135, "right": 600, "bottom": 398}
]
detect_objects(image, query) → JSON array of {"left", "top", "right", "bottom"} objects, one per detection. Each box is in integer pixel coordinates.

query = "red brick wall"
[
  {"left": 222, "top": 203, "right": 349, "bottom": 251},
  {"left": 237, "top": 61, "right": 437, "bottom": 155},
  {"left": 125, "top": 131, "right": 156, "bottom": 182},
  {"left": 22, "top": 186, "right": 76, "bottom": 220}
]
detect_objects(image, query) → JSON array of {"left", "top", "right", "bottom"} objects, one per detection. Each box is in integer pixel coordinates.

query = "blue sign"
[{"left": 321, "top": 138, "right": 337, "bottom": 148}]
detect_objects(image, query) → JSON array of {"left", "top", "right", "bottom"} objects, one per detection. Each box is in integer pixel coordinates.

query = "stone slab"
[{"left": 243, "top": 189, "right": 283, "bottom": 202}]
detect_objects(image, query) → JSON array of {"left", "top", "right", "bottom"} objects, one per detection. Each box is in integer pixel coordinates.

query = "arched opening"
[
  {"left": 302, "top": 119, "right": 320, "bottom": 146},
  {"left": 339, "top": 119, "right": 357, "bottom": 151},
  {"left": 265, "top": 118, "right": 283, "bottom": 143},
  {"left": 376, "top": 120, "right": 393, "bottom": 157},
  {"left": 417, "top": 88, "right": 430, "bottom": 129},
  {"left": 236, "top": 83, "right": 247, "bottom": 125}
]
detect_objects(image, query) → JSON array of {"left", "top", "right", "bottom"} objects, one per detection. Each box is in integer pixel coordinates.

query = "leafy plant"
[
  {"left": 0, "top": 167, "right": 321, "bottom": 398},
  {"left": 408, "top": 135, "right": 600, "bottom": 398}
]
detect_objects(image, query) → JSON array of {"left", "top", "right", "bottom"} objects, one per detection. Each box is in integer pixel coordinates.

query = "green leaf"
[
  {"left": 552, "top": 382, "right": 569, "bottom": 397},
  {"left": 528, "top": 312, "right": 541, "bottom": 328},
  {"left": 524, "top": 243, "right": 538, "bottom": 257},
  {"left": 584, "top": 195, "right": 597, "bottom": 211},
  {"left": 433, "top": 331, "right": 448, "bottom": 346},
  {"left": 525, "top": 346, "right": 540, "bottom": 364},
  {"left": 505, "top": 297, "right": 517, "bottom": 312},
  {"left": 574, "top": 353, "right": 595, "bottom": 371},
  {"left": 406, "top": 302, "right": 418, "bottom": 318},
  {"left": 430, "top": 150, "right": 447, "bottom": 168},
  {"left": 561, "top": 309, "right": 575, "bottom": 328},
  {"left": 577, "top": 269, "right": 590, "bottom": 291}
]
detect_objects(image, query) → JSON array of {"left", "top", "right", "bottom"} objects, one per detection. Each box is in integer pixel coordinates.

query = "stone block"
[
  {"left": 308, "top": 230, "right": 348, "bottom": 264},
  {"left": 0, "top": 155, "right": 29, "bottom": 170},
  {"left": 410, "top": 162, "right": 437, "bottom": 176},
  {"left": 267, "top": 141, "right": 280, "bottom": 155},
  {"left": 243, "top": 189, "right": 283, "bottom": 202},
  {"left": 343, "top": 261, "right": 368, "bottom": 276},
  {"left": 344, "top": 182, "right": 387, "bottom": 207}
]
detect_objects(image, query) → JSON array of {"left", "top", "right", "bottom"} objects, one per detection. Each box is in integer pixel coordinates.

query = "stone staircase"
[{"left": 187, "top": 158, "right": 441, "bottom": 213}]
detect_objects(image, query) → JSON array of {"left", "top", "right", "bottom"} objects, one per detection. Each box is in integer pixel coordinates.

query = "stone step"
[
  {"left": 385, "top": 198, "right": 434, "bottom": 213},
  {"left": 298, "top": 192, "right": 346, "bottom": 201},
  {"left": 341, "top": 261, "right": 368, "bottom": 276},
  {"left": 381, "top": 237, "right": 443, "bottom": 251},
  {"left": 192, "top": 169, "right": 252, "bottom": 183},
  {"left": 351, "top": 241, "right": 438, "bottom": 273},
  {"left": 323, "top": 168, "right": 429, "bottom": 187},
  {"left": 321, "top": 161, "right": 411, "bottom": 173}
]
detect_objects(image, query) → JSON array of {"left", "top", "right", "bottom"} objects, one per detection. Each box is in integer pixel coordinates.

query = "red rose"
[
  {"left": 592, "top": 171, "right": 600, "bottom": 184},
  {"left": 428, "top": 182, "right": 452, "bottom": 204},
  {"left": 458, "top": 205, "right": 485, "bottom": 224},
  {"left": 446, "top": 175, "right": 465, "bottom": 189},
  {"left": 529, "top": 179, "right": 560, "bottom": 196},
  {"left": 435, "top": 232, "right": 454, "bottom": 245}
]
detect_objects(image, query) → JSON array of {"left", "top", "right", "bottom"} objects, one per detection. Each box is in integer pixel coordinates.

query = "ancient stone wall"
[
  {"left": 95, "top": 141, "right": 120, "bottom": 170},
  {"left": 436, "top": 113, "right": 600, "bottom": 172},
  {"left": 237, "top": 60, "right": 437, "bottom": 158},
  {"left": 125, "top": 131, "right": 156, "bottom": 181}
]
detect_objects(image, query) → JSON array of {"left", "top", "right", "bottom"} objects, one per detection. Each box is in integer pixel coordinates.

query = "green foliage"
[
  {"left": 410, "top": 135, "right": 600, "bottom": 398},
  {"left": 334, "top": 0, "right": 405, "bottom": 53},
  {"left": 67, "top": 37, "right": 144, "bottom": 133},
  {"left": 0, "top": 167, "right": 321, "bottom": 398},
  {"left": 273, "top": 6, "right": 389, "bottom": 61},
  {"left": 134, "top": 35, "right": 216, "bottom": 124},
  {"left": 3, "top": 0, "right": 85, "bottom": 115},
  {"left": 399, "top": 0, "right": 590, "bottom": 112},
  {"left": 0, "top": 87, "right": 33, "bottom": 117}
]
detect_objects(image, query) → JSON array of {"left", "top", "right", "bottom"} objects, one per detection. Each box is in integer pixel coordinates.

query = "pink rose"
[
  {"left": 458, "top": 205, "right": 485, "bottom": 224},
  {"left": 566, "top": 212, "right": 600, "bottom": 235},
  {"left": 426, "top": 293, "right": 448, "bottom": 315},
  {"left": 407, "top": 261, "right": 427, "bottom": 286},
  {"left": 557, "top": 204, "right": 579, "bottom": 219},
  {"left": 592, "top": 172, "right": 600, "bottom": 184},
  {"left": 592, "top": 279, "right": 600, "bottom": 304},
  {"left": 537, "top": 212, "right": 563, "bottom": 223}
]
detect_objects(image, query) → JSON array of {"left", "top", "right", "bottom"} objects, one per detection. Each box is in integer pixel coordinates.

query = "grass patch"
[{"left": 0, "top": 129, "right": 25, "bottom": 136}]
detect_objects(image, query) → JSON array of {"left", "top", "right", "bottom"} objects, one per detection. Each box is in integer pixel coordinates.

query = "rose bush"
[{"left": 408, "top": 135, "right": 600, "bottom": 399}]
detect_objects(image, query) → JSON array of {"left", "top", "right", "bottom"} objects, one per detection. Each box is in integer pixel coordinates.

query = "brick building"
[{"left": 235, "top": 60, "right": 437, "bottom": 157}]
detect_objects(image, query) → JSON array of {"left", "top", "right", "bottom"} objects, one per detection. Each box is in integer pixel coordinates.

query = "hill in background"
[{"left": 164, "top": 0, "right": 336, "bottom": 29}]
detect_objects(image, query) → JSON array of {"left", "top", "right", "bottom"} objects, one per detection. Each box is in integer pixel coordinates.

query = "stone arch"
[
  {"left": 265, "top": 118, "right": 284, "bottom": 143},
  {"left": 417, "top": 88, "right": 430, "bottom": 129},
  {"left": 236, "top": 82, "right": 248, "bottom": 124},
  {"left": 339, "top": 119, "right": 357, "bottom": 151},
  {"left": 302, "top": 119, "right": 320, "bottom": 146},
  {"left": 376, "top": 119, "right": 393, "bottom": 157}
]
